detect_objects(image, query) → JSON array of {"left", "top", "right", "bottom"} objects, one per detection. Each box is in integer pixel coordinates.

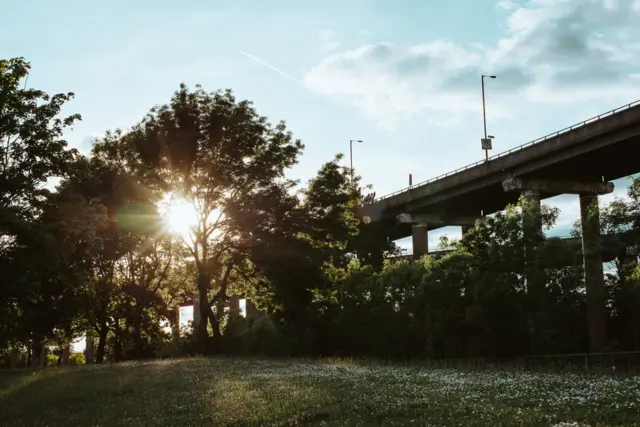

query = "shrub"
[{"left": 69, "top": 352, "right": 85, "bottom": 365}]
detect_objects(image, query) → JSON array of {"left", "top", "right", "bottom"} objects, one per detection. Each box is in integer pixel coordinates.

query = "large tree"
[
  {"left": 0, "top": 57, "right": 80, "bottom": 221},
  {"left": 92, "top": 84, "right": 304, "bottom": 352},
  {"left": 0, "top": 57, "right": 83, "bottom": 355}
]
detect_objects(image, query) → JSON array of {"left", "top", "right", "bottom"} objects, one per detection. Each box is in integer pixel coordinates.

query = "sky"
[{"left": 3, "top": 0, "right": 640, "bottom": 252}]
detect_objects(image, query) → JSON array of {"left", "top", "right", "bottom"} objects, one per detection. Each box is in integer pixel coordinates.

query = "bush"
[
  {"left": 218, "top": 314, "right": 290, "bottom": 356},
  {"left": 240, "top": 316, "right": 290, "bottom": 356},
  {"left": 69, "top": 352, "right": 85, "bottom": 365},
  {"left": 157, "top": 326, "right": 198, "bottom": 359},
  {"left": 46, "top": 352, "right": 59, "bottom": 366}
]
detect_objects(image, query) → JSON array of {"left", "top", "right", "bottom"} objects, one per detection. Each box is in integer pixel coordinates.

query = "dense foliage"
[{"left": 2, "top": 57, "right": 640, "bottom": 368}]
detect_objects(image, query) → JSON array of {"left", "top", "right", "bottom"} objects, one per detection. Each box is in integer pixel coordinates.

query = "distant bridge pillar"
[
  {"left": 229, "top": 295, "right": 240, "bottom": 312},
  {"left": 399, "top": 213, "right": 479, "bottom": 259},
  {"left": 579, "top": 193, "right": 607, "bottom": 352},
  {"left": 503, "top": 178, "right": 615, "bottom": 353},
  {"left": 412, "top": 224, "right": 429, "bottom": 260},
  {"left": 62, "top": 345, "right": 70, "bottom": 365},
  {"left": 522, "top": 190, "right": 546, "bottom": 353},
  {"left": 245, "top": 299, "right": 261, "bottom": 318}
]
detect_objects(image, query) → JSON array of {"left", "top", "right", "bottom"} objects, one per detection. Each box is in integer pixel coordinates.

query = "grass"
[{"left": 1, "top": 357, "right": 640, "bottom": 426}]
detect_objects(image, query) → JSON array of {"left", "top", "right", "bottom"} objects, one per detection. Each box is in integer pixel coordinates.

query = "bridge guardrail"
[{"left": 375, "top": 99, "right": 640, "bottom": 202}]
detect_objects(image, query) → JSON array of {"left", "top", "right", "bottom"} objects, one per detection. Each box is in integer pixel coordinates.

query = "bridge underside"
[
  {"left": 383, "top": 131, "right": 640, "bottom": 241},
  {"left": 366, "top": 102, "right": 640, "bottom": 355}
]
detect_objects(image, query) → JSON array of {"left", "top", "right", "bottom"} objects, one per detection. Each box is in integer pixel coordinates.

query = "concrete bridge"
[
  {"left": 362, "top": 99, "right": 640, "bottom": 245},
  {"left": 388, "top": 232, "right": 636, "bottom": 264},
  {"left": 362, "top": 99, "right": 640, "bottom": 353}
]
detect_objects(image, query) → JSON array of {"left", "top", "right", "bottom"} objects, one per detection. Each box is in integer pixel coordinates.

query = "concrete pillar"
[
  {"left": 522, "top": 190, "right": 546, "bottom": 353},
  {"left": 62, "top": 345, "right": 70, "bottom": 365},
  {"left": 580, "top": 193, "right": 607, "bottom": 353},
  {"left": 412, "top": 223, "right": 429, "bottom": 260},
  {"left": 85, "top": 331, "right": 94, "bottom": 364},
  {"left": 461, "top": 225, "right": 472, "bottom": 236},
  {"left": 229, "top": 295, "right": 240, "bottom": 312},
  {"left": 522, "top": 190, "right": 542, "bottom": 239},
  {"left": 245, "top": 299, "right": 260, "bottom": 318},
  {"left": 10, "top": 348, "right": 18, "bottom": 369}
]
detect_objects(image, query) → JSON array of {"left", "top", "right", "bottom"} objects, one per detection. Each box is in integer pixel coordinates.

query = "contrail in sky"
[{"left": 236, "top": 48, "right": 304, "bottom": 86}]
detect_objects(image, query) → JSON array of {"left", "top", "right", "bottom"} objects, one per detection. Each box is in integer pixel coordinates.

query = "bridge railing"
[{"left": 376, "top": 99, "right": 640, "bottom": 202}]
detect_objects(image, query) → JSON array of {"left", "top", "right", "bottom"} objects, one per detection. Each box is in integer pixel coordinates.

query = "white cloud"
[{"left": 303, "top": 0, "right": 640, "bottom": 128}]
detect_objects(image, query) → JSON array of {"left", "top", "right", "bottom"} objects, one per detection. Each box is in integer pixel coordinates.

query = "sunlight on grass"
[
  {"left": 0, "top": 369, "right": 61, "bottom": 399},
  {"left": 2, "top": 358, "right": 640, "bottom": 426}
]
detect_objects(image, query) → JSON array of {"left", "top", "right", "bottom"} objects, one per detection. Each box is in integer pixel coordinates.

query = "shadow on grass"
[
  {"left": 1, "top": 358, "right": 342, "bottom": 427},
  {"left": 3, "top": 357, "right": 639, "bottom": 426},
  {"left": 0, "top": 359, "right": 215, "bottom": 426}
]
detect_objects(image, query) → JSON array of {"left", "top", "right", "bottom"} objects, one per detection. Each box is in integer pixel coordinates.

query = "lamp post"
[
  {"left": 349, "top": 139, "right": 363, "bottom": 183},
  {"left": 481, "top": 75, "right": 496, "bottom": 161}
]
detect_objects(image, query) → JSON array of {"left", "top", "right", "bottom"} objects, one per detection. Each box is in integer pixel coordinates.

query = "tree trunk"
[
  {"left": 95, "top": 321, "right": 108, "bottom": 364},
  {"left": 31, "top": 337, "right": 44, "bottom": 369},
  {"left": 197, "top": 273, "right": 210, "bottom": 353},
  {"left": 208, "top": 305, "right": 222, "bottom": 341},
  {"left": 10, "top": 347, "right": 18, "bottom": 369},
  {"left": 62, "top": 345, "right": 70, "bottom": 365},
  {"left": 170, "top": 308, "right": 180, "bottom": 340},
  {"left": 133, "top": 304, "right": 143, "bottom": 358},
  {"left": 113, "top": 317, "right": 123, "bottom": 362}
]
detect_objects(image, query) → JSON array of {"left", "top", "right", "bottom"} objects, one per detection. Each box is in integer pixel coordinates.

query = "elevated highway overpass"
[
  {"left": 362, "top": 99, "right": 640, "bottom": 353},
  {"left": 362, "top": 100, "right": 640, "bottom": 244}
]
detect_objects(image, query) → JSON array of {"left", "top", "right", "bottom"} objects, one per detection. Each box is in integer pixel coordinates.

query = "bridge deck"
[{"left": 362, "top": 100, "right": 640, "bottom": 240}]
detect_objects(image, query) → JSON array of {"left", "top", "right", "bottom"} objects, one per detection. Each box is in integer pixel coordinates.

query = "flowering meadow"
[{"left": 1, "top": 357, "right": 639, "bottom": 426}]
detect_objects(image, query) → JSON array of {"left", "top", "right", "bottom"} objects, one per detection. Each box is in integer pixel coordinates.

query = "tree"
[
  {"left": 0, "top": 57, "right": 80, "bottom": 222},
  {"left": 599, "top": 176, "right": 640, "bottom": 350},
  {"left": 0, "top": 57, "right": 83, "bottom": 356},
  {"left": 92, "top": 84, "right": 304, "bottom": 352}
]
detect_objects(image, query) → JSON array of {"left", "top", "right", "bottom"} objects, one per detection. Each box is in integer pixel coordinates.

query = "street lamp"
[
  {"left": 481, "top": 75, "right": 497, "bottom": 161},
  {"left": 349, "top": 139, "right": 363, "bottom": 183}
]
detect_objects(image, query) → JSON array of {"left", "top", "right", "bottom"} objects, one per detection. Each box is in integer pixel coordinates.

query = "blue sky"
[{"left": 3, "top": 0, "right": 640, "bottom": 252}]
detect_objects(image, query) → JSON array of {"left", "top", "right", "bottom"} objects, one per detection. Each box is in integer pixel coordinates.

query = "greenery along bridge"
[
  {"left": 388, "top": 231, "right": 637, "bottom": 265},
  {"left": 363, "top": 99, "right": 640, "bottom": 354}
]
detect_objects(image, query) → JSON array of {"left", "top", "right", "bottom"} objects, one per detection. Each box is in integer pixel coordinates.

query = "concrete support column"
[
  {"left": 580, "top": 193, "right": 607, "bottom": 353},
  {"left": 10, "top": 348, "right": 18, "bottom": 369},
  {"left": 245, "top": 299, "right": 260, "bottom": 318},
  {"left": 85, "top": 330, "right": 94, "bottom": 364},
  {"left": 522, "top": 190, "right": 543, "bottom": 240},
  {"left": 229, "top": 295, "right": 240, "bottom": 312},
  {"left": 522, "top": 190, "right": 546, "bottom": 353},
  {"left": 412, "top": 223, "right": 429, "bottom": 260},
  {"left": 62, "top": 345, "right": 70, "bottom": 365},
  {"left": 461, "top": 225, "right": 472, "bottom": 236}
]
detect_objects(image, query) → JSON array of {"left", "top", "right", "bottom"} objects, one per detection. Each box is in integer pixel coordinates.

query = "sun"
[{"left": 160, "top": 194, "right": 200, "bottom": 241}]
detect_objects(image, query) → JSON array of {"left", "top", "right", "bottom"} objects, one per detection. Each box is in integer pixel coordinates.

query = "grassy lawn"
[{"left": 1, "top": 358, "right": 639, "bottom": 426}]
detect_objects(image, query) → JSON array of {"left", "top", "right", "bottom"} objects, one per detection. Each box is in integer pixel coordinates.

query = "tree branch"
[{"left": 209, "top": 260, "right": 235, "bottom": 307}]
